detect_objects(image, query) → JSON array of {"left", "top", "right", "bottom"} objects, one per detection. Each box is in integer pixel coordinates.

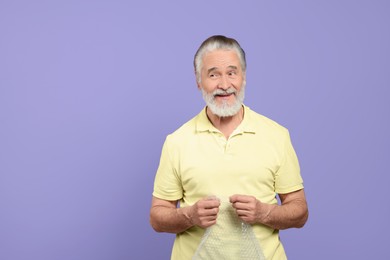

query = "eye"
[
  {"left": 228, "top": 71, "right": 237, "bottom": 76},
  {"left": 209, "top": 73, "right": 219, "bottom": 78}
]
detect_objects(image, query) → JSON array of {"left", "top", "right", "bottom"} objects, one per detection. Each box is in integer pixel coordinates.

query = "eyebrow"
[
  {"left": 207, "top": 67, "right": 218, "bottom": 74},
  {"left": 227, "top": 65, "right": 238, "bottom": 70},
  {"left": 207, "top": 65, "right": 238, "bottom": 74}
]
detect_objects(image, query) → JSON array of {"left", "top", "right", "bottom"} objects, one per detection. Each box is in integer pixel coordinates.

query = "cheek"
[
  {"left": 234, "top": 78, "right": 245, "bottom": 89},
  {"left": 201, "top": 81, "right": 216, "bottom": 92}
]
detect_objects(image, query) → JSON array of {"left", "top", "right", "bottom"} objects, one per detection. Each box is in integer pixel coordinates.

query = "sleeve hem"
[
  {"left": 275, "top": 183, "right": 304, "bottom": 194},
  {"left": 152, "top": 191, "right": 182, "bottom": 202}
]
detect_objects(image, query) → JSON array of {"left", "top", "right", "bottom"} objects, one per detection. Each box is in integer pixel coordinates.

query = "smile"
[{"left": 215, "top": 93, "right": 235, "bottom": 98}]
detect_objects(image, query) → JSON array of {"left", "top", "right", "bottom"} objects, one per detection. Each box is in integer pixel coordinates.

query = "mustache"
[{"left": 212, "top": 88, "right": 236, "bottom": 96}]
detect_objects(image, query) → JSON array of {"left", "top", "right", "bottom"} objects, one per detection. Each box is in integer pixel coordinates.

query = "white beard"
[{"left": 201, "top": 86, "right": 245, "bottom": 117}]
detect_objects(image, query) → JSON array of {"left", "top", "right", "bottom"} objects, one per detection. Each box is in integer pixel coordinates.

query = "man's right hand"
[{"left": 186, "top": 196, "right": 221, "bottom": 228}]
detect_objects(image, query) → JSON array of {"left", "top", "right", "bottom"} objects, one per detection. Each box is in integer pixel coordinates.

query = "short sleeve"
[
  {"left": 274, "top": 130, "right": 304, "bottom": 194},
  {"left": 152, "top": 136, "right": 183, "bottom": 201}
]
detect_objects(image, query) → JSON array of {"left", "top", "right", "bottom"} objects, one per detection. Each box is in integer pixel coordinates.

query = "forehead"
[{"left": 202, "top": 49, "right": 241, "bottom": 70}]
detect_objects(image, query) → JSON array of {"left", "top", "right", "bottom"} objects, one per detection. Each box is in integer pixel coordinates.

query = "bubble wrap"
[{"left": 192, "top": 199, "right": 265, "bottom": 260}]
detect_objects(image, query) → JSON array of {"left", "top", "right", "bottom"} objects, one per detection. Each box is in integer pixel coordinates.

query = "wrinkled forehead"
[{"left": 201, "top": 49, "right": 243, "bottom": 71}]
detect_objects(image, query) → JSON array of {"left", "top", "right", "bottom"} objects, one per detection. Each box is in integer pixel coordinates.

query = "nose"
[{"left": 218, "top": 75, "right": 230, "bottom": 90}]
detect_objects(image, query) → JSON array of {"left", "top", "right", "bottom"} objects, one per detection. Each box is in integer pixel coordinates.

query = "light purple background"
[{"left": 1, "top": 1, "right": 389, "bottom": 259}]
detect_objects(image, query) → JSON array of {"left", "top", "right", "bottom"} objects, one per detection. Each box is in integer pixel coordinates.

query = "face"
[{"left": 198, "top": 49, "right": 246, "bottom": 117}]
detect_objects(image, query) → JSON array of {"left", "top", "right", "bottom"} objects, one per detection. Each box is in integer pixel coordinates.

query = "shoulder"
[
  {"left": 245, "top": 106, "right": 289, "bottom": 137},
  {"left": 165, "top": 109, "right": 203, "bottom": 144}
]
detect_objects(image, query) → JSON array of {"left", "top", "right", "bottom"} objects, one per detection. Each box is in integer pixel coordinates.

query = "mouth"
[{"left": 214, "top": 92, "right": 235, "bottom": 98}]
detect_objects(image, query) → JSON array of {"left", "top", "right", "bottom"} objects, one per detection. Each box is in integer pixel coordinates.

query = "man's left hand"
[{"left": 229, "top": 194, "right": 274, "bottom": 224}]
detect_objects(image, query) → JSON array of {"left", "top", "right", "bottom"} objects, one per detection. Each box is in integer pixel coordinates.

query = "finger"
[
  {"left": 201, "top": 207, "right": 219, "bottom": 216},
  {"left": 199, "top": 215, "right": 218, "bottom": 225},
  {"left": 201, "top": 214, "right": 218, "bottom": 221},
  {"left": 202, "top": 200, "right": 221, "bottom": 209},
  {"left": 200, "top": 219, "right": 217, "bottom": 228},
  {"left": 230, "top": 194, "right": 251, "bottom": 203},
  {"left": 231, "top": 201, "right": 250, "bottom": 210},
  {"left": 235, "top": 208, "right": 252, "bottom": 216},
  {"left": 229, "top": 194, "right": 240, "bottom": 203}
]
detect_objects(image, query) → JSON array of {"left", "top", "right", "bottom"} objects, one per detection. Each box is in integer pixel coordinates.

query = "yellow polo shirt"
[{"left": 153, "top": 105, "right": 303, "bottom": 260}]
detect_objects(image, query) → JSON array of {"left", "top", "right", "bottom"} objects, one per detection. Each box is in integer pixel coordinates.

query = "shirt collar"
[{"left": 195, "top": 105, "right": 257, "bottom": 134}]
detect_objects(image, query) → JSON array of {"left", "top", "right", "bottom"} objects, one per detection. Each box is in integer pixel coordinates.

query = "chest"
[{"left": 177, "top": 133, "right": 282, "bottom": 200}]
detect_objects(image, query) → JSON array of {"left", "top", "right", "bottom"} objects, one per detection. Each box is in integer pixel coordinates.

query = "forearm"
[
  {"left": 150, "top": 205, "right": 194, "bottom": 233},
  {"left": 260, "top": 199, "right": 308, "bottom": 230}
]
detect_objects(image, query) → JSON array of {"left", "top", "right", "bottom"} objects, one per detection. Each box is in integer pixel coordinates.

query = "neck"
[{"left": 206, "top": 106, "right": 244, "bottom": 139}]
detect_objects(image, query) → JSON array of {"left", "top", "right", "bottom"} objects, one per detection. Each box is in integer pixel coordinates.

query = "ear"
[
  {"left": 195, "top": 71, "right": 201, "bottom": 90},
  {"left": 196, "top": 81, "right": 201, "bottom": 90}
]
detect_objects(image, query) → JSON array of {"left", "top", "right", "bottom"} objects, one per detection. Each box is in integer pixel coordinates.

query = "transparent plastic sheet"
[{"left": 192, "top": 198, "right": 266, "bottom": 260}]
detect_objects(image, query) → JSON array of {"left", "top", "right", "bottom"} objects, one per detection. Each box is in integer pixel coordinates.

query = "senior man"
[{"left": 150, "top": 35, "right": 308, "bottom": 260}]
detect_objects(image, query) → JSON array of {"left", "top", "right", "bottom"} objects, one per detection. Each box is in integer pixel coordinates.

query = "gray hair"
[{"left": 194, "top": 35, "right": 246, "bottom": 83}]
